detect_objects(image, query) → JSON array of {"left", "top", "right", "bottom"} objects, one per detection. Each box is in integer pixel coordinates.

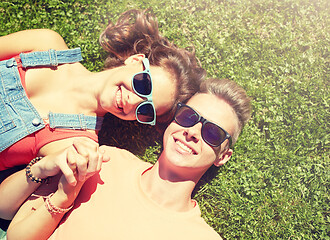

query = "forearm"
[
  {"left": 7, "top": 189, "right": 78, "bottom": 240},
  {"left": 0, "top": 168, "right": 42, "bottom": 219},
  {"left": 7, "top": 197, "right": 63, "bottom": 240},
  {"left": 7, "top": 189, "right": 80, "bottom": 240},
  {"left": 0, "top": 143, "right": 74, "bottom": 219}
]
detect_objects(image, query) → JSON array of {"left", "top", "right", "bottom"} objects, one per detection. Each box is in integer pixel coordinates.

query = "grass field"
[{"left": 0, "top": 0, "right": 329, "bottom": 239}]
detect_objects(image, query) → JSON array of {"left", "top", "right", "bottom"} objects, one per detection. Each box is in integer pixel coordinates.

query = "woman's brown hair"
[{"left": 99, "top": 9, "right": 206, "bottom": 126}]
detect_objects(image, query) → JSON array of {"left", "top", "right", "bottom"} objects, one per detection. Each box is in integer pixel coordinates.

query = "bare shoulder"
[
  {"left": 29, "top": 29, "right": 68, "bottom": 48},
  {"left": 18, "top": 29, "right": 69, "bottom": 50},
  {"left": 0, "top": 29, "right": 69, "bottom": 60}
]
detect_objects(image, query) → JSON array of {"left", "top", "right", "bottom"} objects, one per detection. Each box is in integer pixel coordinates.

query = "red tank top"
[{"left": 0, "top": 56, "right": 98, "bottom": 170}]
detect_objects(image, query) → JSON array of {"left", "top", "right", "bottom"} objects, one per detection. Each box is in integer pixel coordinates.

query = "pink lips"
[{"left": 115, "top": 86, "right": 123, "bottom": 110}]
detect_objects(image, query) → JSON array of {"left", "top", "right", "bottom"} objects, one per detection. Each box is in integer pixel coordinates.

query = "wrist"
[
  {"left": 50, "top": 191, "right": 75, "bottom": 209},
  {"left": 45, "top": 193, "right": 74, "bottom": 215},
  {"left": 30, "top": 162, "right": 47, "bottom": 179},
  {"left": 25, "top": 157, "right": 48, "bottom": 183}
]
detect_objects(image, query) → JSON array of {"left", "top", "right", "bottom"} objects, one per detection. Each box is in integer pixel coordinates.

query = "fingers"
[
  {"left": 60, "top": 147, "right": 78, "bottom": 186},
  {"left": 99, "top": 145, "right": 111, "bottom": 162},
  {"left": 66, "top": 149, "right": 77, "bottom": 173},
  {"left": 99, "top": 148, "right": 110, "bottom": 162},
  {"left": 43, "top": 138, "right": 105, "bottom": 188},
  {"left": 71, "top": 138, "right": 102, "bottom": 181}
]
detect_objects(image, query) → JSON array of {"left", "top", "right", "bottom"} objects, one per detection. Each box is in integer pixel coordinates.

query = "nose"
[
  {"left": 124, "top": 91, "right": 145, "bottom": 115},
  {"left": 184, "top": 122, "right": 202, "bottom": 144}
]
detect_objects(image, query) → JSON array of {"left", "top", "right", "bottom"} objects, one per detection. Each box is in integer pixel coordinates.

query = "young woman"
[{"left": 0, "top": 9, "right": 206, "bottom": 220}]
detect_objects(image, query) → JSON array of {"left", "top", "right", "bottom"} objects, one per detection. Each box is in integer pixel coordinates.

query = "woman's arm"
[
  {"left": 0, "top": 138, "right": 105, "bottom": 220},
  {"left": 0, "top": 148, "right": 75, "bottom": 220},
  {"left": 0, "top": 29, "right": 69, "bottom": 60},
  {"left": 7, "top": 141, "right": 105, "bottom": 240},
  {"left": 7, "top": 173, "right": 85, "bottom": 240}
]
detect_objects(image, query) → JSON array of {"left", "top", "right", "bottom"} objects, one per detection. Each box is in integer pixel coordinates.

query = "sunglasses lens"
[
  {"left": 175, "top": 107, "right": 199, "bottom": 127},
  {"left": 133, "top": 73, "right": 152, "bottom": 96},
  {"left": 136, "top": 103, "right": 155, "bottom": 123},
  {"left": 202, "top": 122, "right": 226, "bottom": 146}
]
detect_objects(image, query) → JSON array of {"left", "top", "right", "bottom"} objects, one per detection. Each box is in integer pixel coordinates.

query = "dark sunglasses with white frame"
[{"left": 132, "top": 58, "right": 156, "bottom": 125}]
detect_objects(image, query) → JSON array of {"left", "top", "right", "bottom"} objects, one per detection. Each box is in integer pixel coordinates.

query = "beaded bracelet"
[
  {"left": 25, "top": 156, "right": 47, "bottom": 183},
  {"left": 45, "top": 193, "right": 73, "bottom": 215}
]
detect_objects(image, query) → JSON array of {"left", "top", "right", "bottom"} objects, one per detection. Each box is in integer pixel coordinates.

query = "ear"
[
  {"left": 124, "top": 54, "right": 145, "bottom": 65},
  {"left": 214, "top": 148, "right": 233, "bottom": 167}
]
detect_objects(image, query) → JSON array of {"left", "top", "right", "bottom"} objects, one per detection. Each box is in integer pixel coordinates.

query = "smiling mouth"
[
  {"left": 175, "top": 140, "right": 196, "bottom": 155},
  {"left": 116, "top": 87, "right": 123, "bottom": 110}
]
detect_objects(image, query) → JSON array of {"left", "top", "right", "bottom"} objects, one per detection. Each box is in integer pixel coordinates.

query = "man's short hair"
[{"left": 199, "top": 78, "right": 251, "bottom": 145}]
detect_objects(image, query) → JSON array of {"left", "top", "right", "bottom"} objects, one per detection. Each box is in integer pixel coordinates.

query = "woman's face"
[{"left": 99, "top": 57, "right": 176, "bottom": 123}]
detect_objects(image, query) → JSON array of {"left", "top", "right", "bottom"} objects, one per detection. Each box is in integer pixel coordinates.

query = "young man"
[{"left": 7, "top": 78, "right": 251, "bottom": 240}]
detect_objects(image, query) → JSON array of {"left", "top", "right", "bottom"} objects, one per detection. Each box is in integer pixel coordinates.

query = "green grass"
[{"left": 1, "top": 0, "right": 329, "bottom": 239}]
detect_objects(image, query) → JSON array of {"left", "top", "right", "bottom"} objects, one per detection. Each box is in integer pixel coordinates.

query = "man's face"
[{"left": 161, "top": 93, "right": 238, "bottom": 178}]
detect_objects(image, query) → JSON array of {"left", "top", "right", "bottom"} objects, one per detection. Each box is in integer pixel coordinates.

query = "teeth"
[
  {"left": 176, "top": 140, "right": 193, "bottom": 154},
  {"left": 116, "top": 88, "right": 123, "bottom": 109}
]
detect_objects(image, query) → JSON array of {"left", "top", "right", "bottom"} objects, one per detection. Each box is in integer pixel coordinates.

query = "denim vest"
[{"left": 0, "top": 48, "right": 103, "bottom": 152}]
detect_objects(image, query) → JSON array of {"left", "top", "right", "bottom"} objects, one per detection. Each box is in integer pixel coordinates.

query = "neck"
[
  {"left": 69, "top": 69, "right": 115, "bottom": 117},
  {"left": 140, "top": 156, "right": 198, "bottom": 212}
]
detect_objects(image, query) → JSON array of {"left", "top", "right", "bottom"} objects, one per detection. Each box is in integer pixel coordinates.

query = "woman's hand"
[
  {"left": 49, "top": 139, "right": 110, "bottom": 209},
  {"left": 58, "top": 139, "right": 110, "bottom": 194},
  {"left": 32, "top": 138, "right": 110, "bottom": 186}
]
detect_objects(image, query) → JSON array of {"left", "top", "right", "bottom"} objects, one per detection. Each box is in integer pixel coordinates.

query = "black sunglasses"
[
  {"left": 174, "top": 103, "right": 232, "bottom": 147},
  {"left": 132, "top": 58, "right": 156, "bottom": 125}
]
